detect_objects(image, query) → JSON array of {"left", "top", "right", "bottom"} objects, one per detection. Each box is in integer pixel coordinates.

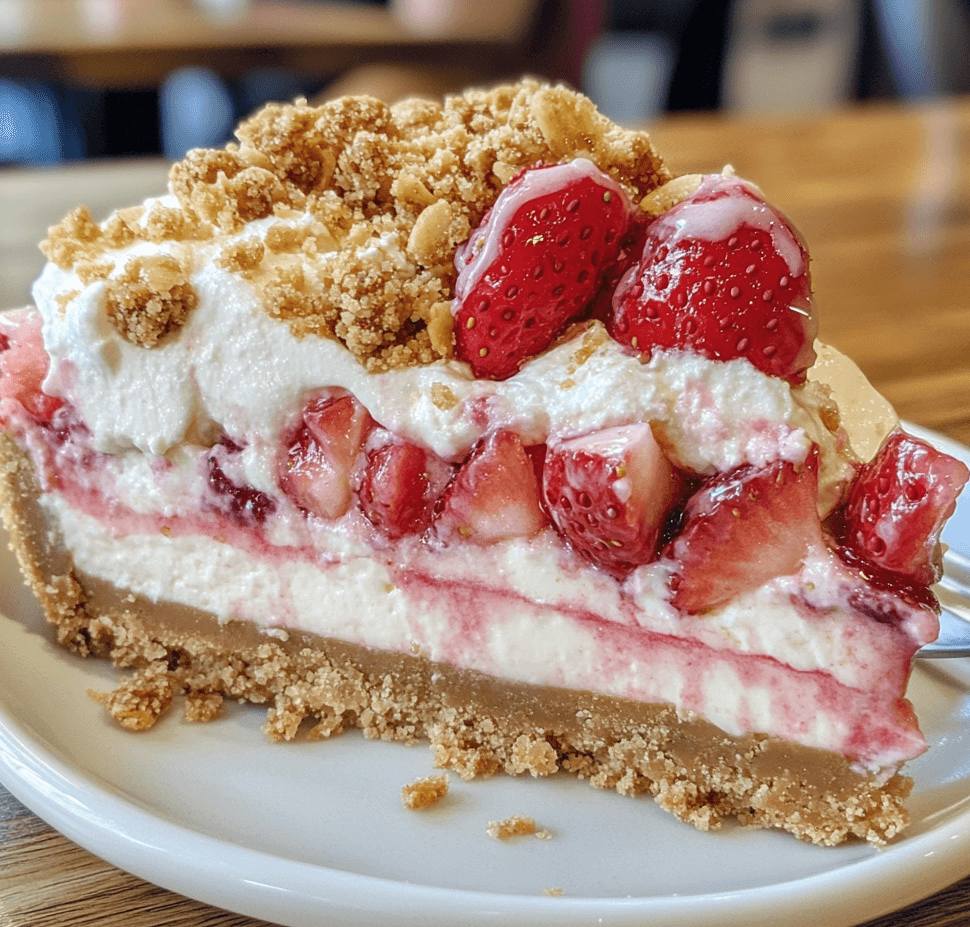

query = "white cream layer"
[{"left": 35, "top": 245, "right": 852, "bottom": 512}]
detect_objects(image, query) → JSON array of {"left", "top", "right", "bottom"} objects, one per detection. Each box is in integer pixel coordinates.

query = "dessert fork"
[{"left": 917, "top": 549, "right": 970, "bottom": 658}]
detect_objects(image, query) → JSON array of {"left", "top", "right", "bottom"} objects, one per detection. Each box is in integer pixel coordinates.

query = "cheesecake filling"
[{"left": 46, "top": 493, "right": 930, "bottom": 774}]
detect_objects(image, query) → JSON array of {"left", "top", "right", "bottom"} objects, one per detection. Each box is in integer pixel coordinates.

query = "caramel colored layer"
[{"left": 0, "top": 432, "right": 912, "bottom": 845}]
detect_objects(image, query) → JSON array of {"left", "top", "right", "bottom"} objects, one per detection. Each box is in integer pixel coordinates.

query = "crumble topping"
[
  {"left": 401, "top": 772, "right": 450, "bottom": 809},
  {"left": 54, "top": 290, "right": 80, "bottom": 314},
  {"left": 41, "top": 205, "right": 103, "bottom": 269},
  {"left": 39, "top": 80, "right": 669, "bottom": 371},
  {"left": 75, "top": 261, "right": 113, "bottom": 287},
  {"left": 217, "top": 238, "right": 266, "bottom": 277},
  {"left": 430, "top": 382, "right": 459, "bottom": 411},
  {"left": 641, "top": 173, "right": 703, "bottom": 217},
  {"left": 104, "top": 254, "right": 198, "bottom": 347}
]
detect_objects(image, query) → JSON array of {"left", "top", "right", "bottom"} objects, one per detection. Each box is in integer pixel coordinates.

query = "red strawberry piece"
[
  {"left": 358, "top": 439, "right": 455, "bottom": 539},
  {"left": 280, "top": 391, "right": 372, "bottom": 519},
  {"left": 838, "top": 429, "right": 969, "bottom": 587},
  {"left": 666, "top": 448, "right": 823, "bottom": 612},
  {"left": 609, "top": 173, "right": 817, "bottom": 383},
  {"left": 0, "top": 310, "right": 63, "bottom": 423},
  {"left": 543, "top": 423, "right": 688, "bottom": 577},
  {"left": 452, "top": 158, "right": 637, "bottom": 380},
  {"left": 432, "top": 430, "right": 547, "bottom": 545}
]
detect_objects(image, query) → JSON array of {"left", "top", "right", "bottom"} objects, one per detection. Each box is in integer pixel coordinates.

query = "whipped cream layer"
[{"left": 34, "top": 223, "right": 852, "bottom": 512}]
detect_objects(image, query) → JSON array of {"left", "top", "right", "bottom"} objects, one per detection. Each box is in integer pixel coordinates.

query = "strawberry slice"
[
  {"left": 543, "top": 423, "right": 688, "bottom": 577},
  {"left": 837, "top": 429, "right": 969, "bottom": 587},
  {"left": 609, "top": 173, "right": 817, "bottom": 383},
  {"left": 667, "top": 449, "right": 823, "bottom": 612},
  {"left": 432, "top": 430, "right": 547, "bottom": 545},
  {"left": 358, "top": 438, "right": 455, "bottom": 539},
  {"left": 280, "top": 391, "right": 372, "bottom": 519},
  {"left": 452, "top": 158, "right": 637, "bottom": 380}
]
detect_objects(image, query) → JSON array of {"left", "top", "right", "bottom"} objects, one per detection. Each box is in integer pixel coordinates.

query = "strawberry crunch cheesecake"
[{"left": 1, "top": 80, "right": 967, "bottom": 846}]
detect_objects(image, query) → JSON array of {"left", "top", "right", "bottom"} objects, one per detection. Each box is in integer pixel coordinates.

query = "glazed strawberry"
[
  {"left": 667, "top": 449, "right": 823, "bottom": 612},
  {"left": 432, "top": 430, "right": 547, "bottom": 545},
  {"left": 543, "top": 423, "right": 687, "bottom": 577},
  {"left": 610, "top": 173, "right": 817, "bottom": 383},
  {"left": 280, "top": 391, "right": 372, "bottom": 519},
  {"left": 838, "top": 429, "right": 969, "bottom": 587},
  {"left": 453, "top": 158, "right": 637, "bottom": 380},
  {"left": 358, "top": 438, "right": 455, "bottom": 539}
]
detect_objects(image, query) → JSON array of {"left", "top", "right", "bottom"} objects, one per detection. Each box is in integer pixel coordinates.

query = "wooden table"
[
  {"left": 0, "top": 0, "right": 516, "bottom": 89},
  {"left": 2, "top": 97, "right": 970, "bottom": 926}
]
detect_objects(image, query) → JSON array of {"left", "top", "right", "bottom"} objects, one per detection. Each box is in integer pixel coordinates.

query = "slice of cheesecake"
[{"left": 1, "top": 80, "right": 966, "bottom": 847}]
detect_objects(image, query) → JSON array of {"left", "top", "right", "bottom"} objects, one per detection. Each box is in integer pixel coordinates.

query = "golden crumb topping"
[
  {"left": 40, "top": 80, "right": 669, "bottom": 369},
  {"left": 105, "top": 254, "right": 198, "bottom": 347}
]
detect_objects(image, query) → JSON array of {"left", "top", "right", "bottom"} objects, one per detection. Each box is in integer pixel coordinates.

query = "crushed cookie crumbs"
[
  {"left": 184, "top": 691, "right": 224, "bottom": 723},
  {"left": 104, "top": 254, "right": 198, "bottom": 347},
  {"left": 88, "top": 665, "right": 179, "bottom": 732},
  {"left": 217, "top": 238, "right": 265, "bottom": 276},
  {"left": 486, "top": 816, "right": 549, "bottom": 840},
  {"left": 40, "top": 79, "right": 669, "bottom": 369},
  {"left": 401, "top": 772, "right": 450, "bottom": 810},
  {"left": 75, "top": 260, "right": 113, "bottom": 286},
  {"left": 430, "top": 382, "right": 459, "bottom": 411}
]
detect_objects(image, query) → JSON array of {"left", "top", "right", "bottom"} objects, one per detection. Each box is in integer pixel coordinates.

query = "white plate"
[{"left": 1, "top": 424, "right": 969, "bottom": 927}]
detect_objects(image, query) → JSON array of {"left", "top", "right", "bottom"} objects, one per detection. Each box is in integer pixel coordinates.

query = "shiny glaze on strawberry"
[{"left": 610, "top": 173, "right": 817, "bottom": 383}]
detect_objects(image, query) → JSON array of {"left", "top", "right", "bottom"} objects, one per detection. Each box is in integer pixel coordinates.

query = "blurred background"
[{"left": 1, "top": 0, "right": 969, "bottom": 166}]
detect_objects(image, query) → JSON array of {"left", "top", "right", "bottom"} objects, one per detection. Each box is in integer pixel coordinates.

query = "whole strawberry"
[
  {"left": 610, "top": 173, "right": 817, "bottom": 383},
  {"left": 452, "top": 158, "right": 637, "bottom": 380}
]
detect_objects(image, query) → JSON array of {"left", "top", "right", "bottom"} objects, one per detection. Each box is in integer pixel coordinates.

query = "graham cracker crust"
[{"left": 0, "top": 432, "right": 912, "bottom": 846}]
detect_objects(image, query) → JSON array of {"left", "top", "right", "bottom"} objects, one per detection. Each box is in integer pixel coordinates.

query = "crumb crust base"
[{"left": 0, "top": 432, "right": 912, "bottom": 846}]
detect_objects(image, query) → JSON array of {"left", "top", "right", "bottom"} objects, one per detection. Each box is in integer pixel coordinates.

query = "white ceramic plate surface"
[{"left": 1, "top": 423, "right": 969, "bottom": 927}]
